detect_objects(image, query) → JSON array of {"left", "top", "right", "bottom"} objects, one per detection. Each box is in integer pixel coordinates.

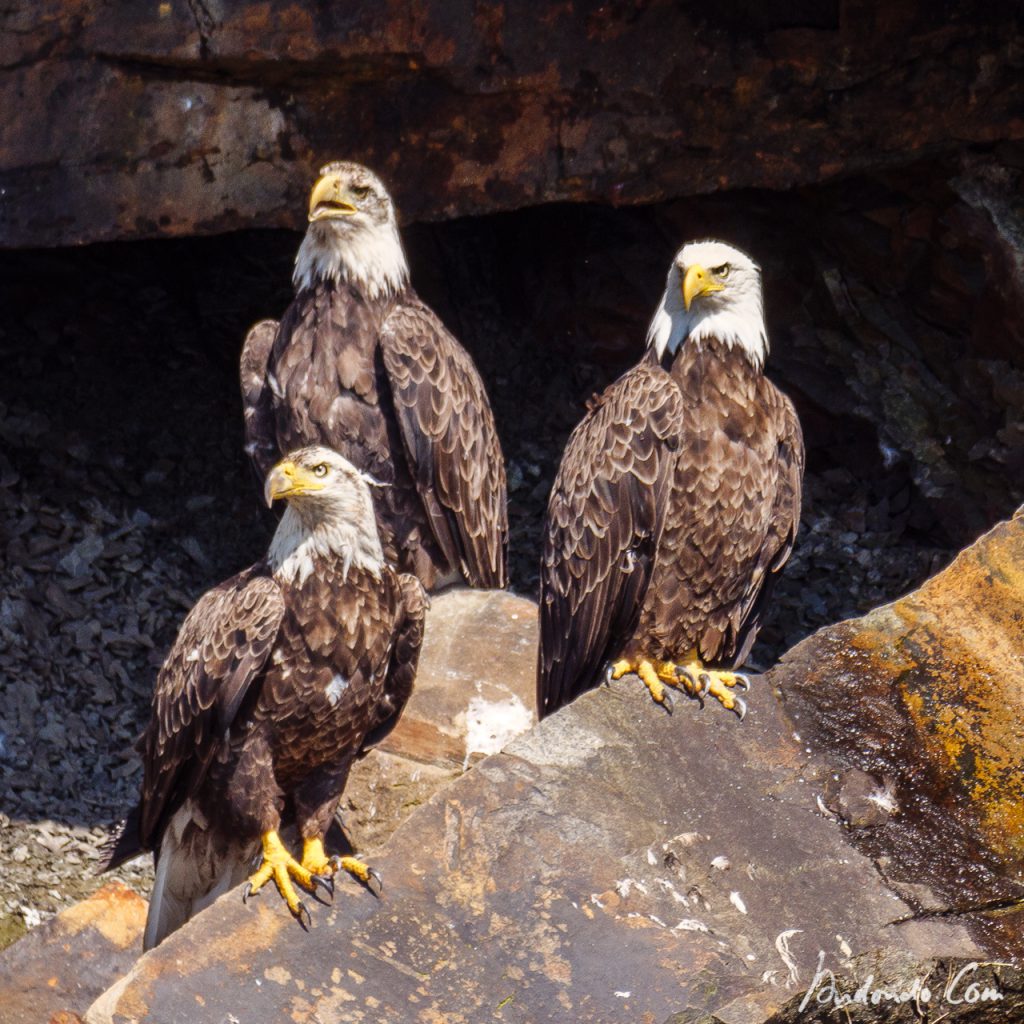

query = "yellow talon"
[
  {"left": 300, "top": 836, "right": 334, "bottom": 876},
  {"left": 338, "top": 856, "right": 372, "bottom": 884},
  {"left": 611, "top": 657, "right": 669, "bottom": 706},
  {"left": 245, "top": 830, "right": 318, "bottom": 919},
  {"left": 610, "top": 658, "right": 632, "bottom": 680},
  {"left": 610, "top": 651, "right": 749, "bottom": 718},
  {"left": 302, "top": 835, "right": 382, "bottom": 895}
]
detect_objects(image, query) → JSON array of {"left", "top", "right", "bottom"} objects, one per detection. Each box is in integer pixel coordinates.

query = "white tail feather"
[{"left": 143, "top": 803, "right": 255, "bottom": 950}]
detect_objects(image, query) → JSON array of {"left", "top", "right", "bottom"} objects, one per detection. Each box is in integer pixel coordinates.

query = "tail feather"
[
  {"left": 98, "top": 805, "right": 143, "bottom": 873},
  {"left": 144, "top": 802, "right": 256, "bottom": 951}
]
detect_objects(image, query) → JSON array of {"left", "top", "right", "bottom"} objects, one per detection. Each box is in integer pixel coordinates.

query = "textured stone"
[
  {"left": 771, "top": 506, "right": 1024, "bottom": 958},
  {"left": 0, "top": 1, "right": 1021, "bottom": 248},
  {"left": 0, "top": 882, "right": 145, "bottom": 1024},
  {"left": 376, "top": 587, "right": 537, "bottom": 770},
  {"left": 343, "top": 587, "right": 537, "bottom": 851},
  {"left": 86, "top": 672, "right": 980, "bottom": 1023},
  {"left": 663, "top": 954, "right": 1024, "bottom": 1023},
  {"left": 764, "top": 952, "right": 1024, "bottom": 1023}
]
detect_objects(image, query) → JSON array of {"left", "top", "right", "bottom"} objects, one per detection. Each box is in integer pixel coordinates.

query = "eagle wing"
[
  {"left": 537, "top": 361, "right": 684, "bottom": 718},
  {"left": 380, "top": 299, "right": 508, "bottom": 588},
  {"left": 137, "top": 568, "right": 285, "bottom": 849},
  {"left": 359, "top": 572, "right": 427, "bottom": 753},
  {"left": 239, "top": 319, "right": 281, "bottom": 483},
  {"left": 723, "top": 389, "right": 805, "bottom": 665}
]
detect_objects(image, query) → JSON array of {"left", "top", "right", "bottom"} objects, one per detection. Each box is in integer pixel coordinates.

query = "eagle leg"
[
  {"left": 243, "top": 830, "right": 327, "bottom": 926},
  {"left": 299, "top": 837, "right": 383, "bottom": 898}
]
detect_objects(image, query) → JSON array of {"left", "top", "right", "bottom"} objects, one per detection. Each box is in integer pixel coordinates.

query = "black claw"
[
  {"left": 659, "top": 691, "right": 674, "bottom": 716},
  {"left": 295, "top": 900, "right": 312, "bottom": 931},
  {"left": 366, "top": 868, "right": 384, "bottom": 897},
  {"left": 734, "top": 673, "right": 751, "bottom": 692},
  {"left": 697, "top": 672, "right": 712, "bottom": 698},
  {"left": 602, "top": 662, "right": 614, "bottom": 688},
  {"left": 674, "top": 665, "right": 701, "bottom": 694},
  {"left": 242, "top": 882, "right": 255, "bottom": 905},
  {"left": 311, "top": 873, "right": 334, "bottom": 905},
  {"left": 732, "top": 696, "right": 748, "bottom": 721}
]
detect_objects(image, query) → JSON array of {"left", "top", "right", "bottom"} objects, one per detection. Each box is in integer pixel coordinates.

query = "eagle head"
[
  {"left": 646, "top": 239, "right": 767, "bottom": 370},
  {"left": 265, "top": 446, "right": 385, "bottom": 583},
  {"left": 293, "top": 161, "right": 409, "bottom": 300}
]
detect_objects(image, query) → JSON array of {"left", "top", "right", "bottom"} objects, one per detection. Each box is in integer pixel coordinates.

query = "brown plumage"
[
  {"left": 106, "top": 446, "right": 426, "bottom": 948},
  {"left": 241, "top": 161, "right": 507, "bottom": 591},
  {"left": 538, "top": 240, "right": 804, "bottom": 719}
]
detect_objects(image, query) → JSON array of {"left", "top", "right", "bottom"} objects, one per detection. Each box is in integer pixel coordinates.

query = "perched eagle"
[
  {"left": 241, "top": 161, "right": 508, "bottom": 592},
  {"left": 537, "top": 240, "right": 804, "bottom": 719},
  {"left": 105, "top": 446, "right": 426, "bottom": 948}
]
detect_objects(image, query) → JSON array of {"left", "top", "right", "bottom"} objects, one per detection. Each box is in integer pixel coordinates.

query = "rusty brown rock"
[
  {"left": 0, "top": 881, "right": 145, "bottom": 1024},
  {"left": 1, "top": 1, "right": 1022, "bottom": 248},
  {"left": 86, "top": 671, "right": 982, "bottom": 1023},
  {"left": 771, "top": 506, "right": 1024, "bottom": 957}
]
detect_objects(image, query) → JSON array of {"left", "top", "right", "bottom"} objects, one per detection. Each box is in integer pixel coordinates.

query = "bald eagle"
[
  {"left": 105, "top": 447, "right": 426, "bottom": 948},
  {"left": 241, "top": 161, "right": 508, "bottom": 592},
  {"left": 537, "top": 241, "right": 804, "bottom": 719}
]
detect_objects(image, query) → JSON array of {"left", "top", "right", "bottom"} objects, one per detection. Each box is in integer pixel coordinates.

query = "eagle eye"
[
  {"left": 312, "top": 463, "right": 329, "bottom": 478},
  {"left": 350, "top": 184, "right": 371, "bottom": 200},
  {"left": 712, "top": 263, "right": 730, "bottom": 278}
]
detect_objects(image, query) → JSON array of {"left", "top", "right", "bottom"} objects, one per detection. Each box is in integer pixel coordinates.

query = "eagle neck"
[
  {"left": 267, "top": 504, "right": 384, "bottom": 588},
  {"left": 647, "top": 284, "right": 768, "bottom": 371},
  {"left": 668, "top": 334, "right": 763, "bottom": 392},
  {"left": 293, "top": 219, "right": 410, "bottom": 302}
]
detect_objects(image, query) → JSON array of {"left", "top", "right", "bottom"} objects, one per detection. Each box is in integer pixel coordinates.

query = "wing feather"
[
  {"left": 137, "top": 568, "right": 285, "bottom": 849},
  {"left": 359, "top": 572, "right": 427, "bottom": 753},
  {"left": 726, "top": 388, "right": 805, "bottom": 665},
  {"left": 240, "top": 319, "right": 281, "bottom": 483},
  {"left": 380, "top": 299, "right": 508, "bottom": 588},
  {"left": 537, "top": 361, "right": 683, "bottom": 717}
]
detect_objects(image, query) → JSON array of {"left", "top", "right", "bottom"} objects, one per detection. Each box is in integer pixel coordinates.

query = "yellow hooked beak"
[
  {"left": 308, "top": 173, "right": 358, "bottom": 222},
  {"left": 264, "top": 460, "right": 325, "bottom": 507},
  {"left": 682, "top": 263, "right": 725, "bottom": 311}
]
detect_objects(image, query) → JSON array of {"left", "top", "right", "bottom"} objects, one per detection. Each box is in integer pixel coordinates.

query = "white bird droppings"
[
  {"left": 463, "top": 695, "right": 533, "bottom": 767},
  {"left": 672, "top": 918, "right": 709, "bottom": 933}
]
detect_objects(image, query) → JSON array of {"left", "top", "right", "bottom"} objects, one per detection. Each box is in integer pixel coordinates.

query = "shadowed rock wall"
[{"left": 1, "top": 0, "right": 1021, "bottom": 247}]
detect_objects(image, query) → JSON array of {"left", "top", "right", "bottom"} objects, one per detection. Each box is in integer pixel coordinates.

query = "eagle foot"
[
  {"left": 675, "top": 655, "right": 750, "bottom": 718},
  {"left": 612, "top": 655, "right": 749, "bottom": 718},
  {"left": 610, "top": 658, "right": 673, "bottom": 714},
  {"left": 245, "top": 830, "right": 327, "bottom": 924}
]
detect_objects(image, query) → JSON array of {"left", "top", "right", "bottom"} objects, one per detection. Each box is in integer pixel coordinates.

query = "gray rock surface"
[
  {"left": 344, "top": 587, "right": 537, "bottom": 852},
  {"left": 86, "top": 674, "right": 979, "bottom": 1023}
]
